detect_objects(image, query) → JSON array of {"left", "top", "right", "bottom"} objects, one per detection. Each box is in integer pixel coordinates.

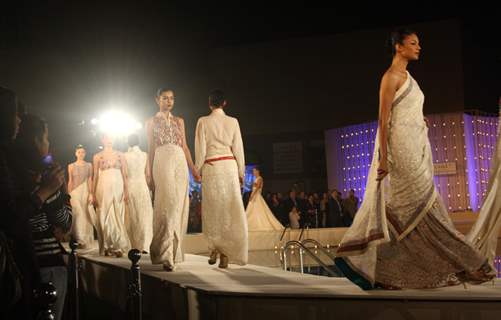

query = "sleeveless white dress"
[
  {"left": 124, "top": 146, "right": 153, "bottom": 252},
  {"left": 68, "top": 162, "right": 95, "bottom": 248},
  {"left": 95, "top": 154, "right": 130, "bottom": 255},
  {"left": 246, "top": 177, "right": 283, "bottom": 231},
  {"left": 335, "top": 71, "right": 495, "bottom": 289},
  {"left": 149, "top": 113, "right": 189, "bottom": 266}
]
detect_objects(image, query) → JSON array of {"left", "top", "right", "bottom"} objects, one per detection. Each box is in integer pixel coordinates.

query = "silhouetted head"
[
  {"left": 388, "top": 28, "right": 420, "bottom": 60},
  {"left": 128, "top": 133, "right": 140, "bottom": 147},
  {"left": 156, "top": 87, "right": 175, "bottom": 112},
  {"left": 209, "top": 89, "right": 226, "bottom": 109},
  {"left": 75, "top": 144, "right": 86, "bottom": 161}
]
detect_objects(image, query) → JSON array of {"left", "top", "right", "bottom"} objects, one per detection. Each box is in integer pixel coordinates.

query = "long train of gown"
[
  {"left": 125, "top": 147, "right": 153, "bottom": 252},
  {"left": 466, "top": 106, "right": 501, "bottom": 266},
  {"left": 202, "top": 159, "right": 248, "bottom": 265},
  {"left": 70, "top": 182, "right": 96, "bottom": 247},
  {"left": 150, "top": 144, "right": 189, "bottom": 265},
  {"left": 334, "top": 71, "right": 495, "bottom": 289},
  {"left": 246, "top": 178, "right": 283, "bottom": 231},
  {"left": 96, "top": 168, "right": 130, "bottom": 255}
]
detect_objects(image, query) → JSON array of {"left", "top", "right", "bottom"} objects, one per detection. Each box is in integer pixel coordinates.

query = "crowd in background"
[{"left": 187, "top": 187, "right": 359, "bottom": 233}]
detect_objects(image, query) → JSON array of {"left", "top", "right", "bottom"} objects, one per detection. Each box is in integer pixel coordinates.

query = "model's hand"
[
  {"left": 37, "top": 163, "right": 65, "bottom": 202},
  {"left": 377, "top": 160, "right": 389, "bottom": 181},
  {"left": 92, "top": 194, "right": 99, "bottom": 207},
  {"left": 424, "top": 116, "right": 430, "bottom": 128},
  {"left": 123, "top": 188, "right": 129, "bottom": 202},
  {"left": 148, "top": 174, "right": 155, "bottom": 192},
  {"left": 192, "top": 169, "right": 202, "bottom": 183}
]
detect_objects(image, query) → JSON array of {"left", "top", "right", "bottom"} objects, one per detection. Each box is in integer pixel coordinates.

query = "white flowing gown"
[
  {"left": 95, "top": 155, "right": 130, "bottom": 255},
  {"left": 68, "top": 162, "right": 95, "bottom": 248},
  {"left": 149, "top": 113, "right": 190, "bottom": 265},
  {"left": 246, "top": 177, "right": 283, "bottom": 231},
  {"left": 335, "top": 71, "right": 495, "bottom": 289},
  {"left": 124, "top": 146, "right": 154, "bottom": 252}
]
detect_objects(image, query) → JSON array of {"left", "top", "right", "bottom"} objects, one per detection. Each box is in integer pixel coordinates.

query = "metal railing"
[
  {"left": 281, "top": 240, "right": 337, "bottom": 277},
  {"left": 301, "top": 238, "right": 337, "bottom": 259}
]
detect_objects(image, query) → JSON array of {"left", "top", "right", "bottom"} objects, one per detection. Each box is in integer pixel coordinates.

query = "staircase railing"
[{"left": 281, "top": 240, "right": 337, "bottom": 277}]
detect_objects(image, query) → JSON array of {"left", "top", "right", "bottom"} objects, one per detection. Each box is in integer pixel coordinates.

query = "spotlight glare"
[{"left": 96, "top": 110, "right": 140, "bottom": 137}]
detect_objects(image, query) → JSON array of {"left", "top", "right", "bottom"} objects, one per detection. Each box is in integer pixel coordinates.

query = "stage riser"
[
  {"left": 78, "top": 254, "right": 501, "bottom": 320},
  {"left": 201, "top": 295, "right": 501, "bottom": 320}
]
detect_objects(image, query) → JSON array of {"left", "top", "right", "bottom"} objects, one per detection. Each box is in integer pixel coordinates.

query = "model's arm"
[
  {"left": 67, "top": 164, "right": 73, "bottom": 193},
  {"left": 377, "top": 71, "right": 399, "bottom": 181},
  {"left": 231, "top": 119, "right": 245, "bottom": 182},
  {"left": 146, "top": 118, "right": 156, "bottom": 190},
  {"left": 145, "top": 153, "right": 152, "bottom": 187},
  {"left": 92, "top": 154, "right": 100, "bottom": 206},
  {"left": 194, "top": 118, "right": 206, "bottom": 179},
  {"left": 87, "top": 163, "right": 93, "bottom": 204},
  {"left": 119, "top": 153, "right": 129, "bottom": 201},
  {"left": 179, "top": 117, "right": 200, "bottom": 180}
]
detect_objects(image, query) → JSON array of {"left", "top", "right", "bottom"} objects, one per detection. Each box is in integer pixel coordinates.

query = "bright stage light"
[{"left": 94, "top": 110, "right": 142, "bottom": 137}]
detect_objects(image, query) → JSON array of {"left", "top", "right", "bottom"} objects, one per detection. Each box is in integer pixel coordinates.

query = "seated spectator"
[
  {"left": 0, "top": 87, "right": 39, "bottom": 319},
  {"left": 11, "top": 113, "right": 72, "bottom": 320}
]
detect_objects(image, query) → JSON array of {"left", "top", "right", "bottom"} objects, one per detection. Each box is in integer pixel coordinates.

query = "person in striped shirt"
[{"left": 12, "top": 113, "right": 72, "bottom": 320}]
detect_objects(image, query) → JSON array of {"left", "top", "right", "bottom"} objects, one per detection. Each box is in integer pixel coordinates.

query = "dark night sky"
[{"left": 1, "top": 3, "right": 500, "bottom": 163}]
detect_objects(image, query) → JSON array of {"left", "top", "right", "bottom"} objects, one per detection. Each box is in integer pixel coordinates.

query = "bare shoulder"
[
  {"left": 381, "top": 69, "right": 400, "bottom": 85},
  {"left": 381, "top": 68, "right": 406, "bottom": 90}
]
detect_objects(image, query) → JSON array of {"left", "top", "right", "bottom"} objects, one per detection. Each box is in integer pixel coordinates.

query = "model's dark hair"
[
  {"left": 16, "top": 113, "right": 47, "bottom": 147},
  {"left": 388, "top": 28, "right": 417, "bottom": 56},
  {"left": 75, "top": 144, "right": 85, "bottom": 151},
  {"left": 14, "top": 113, "right": 48, "bottom": 172},
  {"left": 209, "top": 89, "right": 225, "bottom": 107},
  {"left": 156, "top": 87, "right": 174, "bottom": 97},
  {"left": 128, "top": 133, "right": 140, "bottom": 147}
]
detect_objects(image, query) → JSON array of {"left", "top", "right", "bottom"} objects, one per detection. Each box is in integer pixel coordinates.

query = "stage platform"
[
  {"left": 78, "top": 251, "right": 501, "bottom": 320},
  {"left": 183, "top": 228, "right": 346, "bottom": 267}
]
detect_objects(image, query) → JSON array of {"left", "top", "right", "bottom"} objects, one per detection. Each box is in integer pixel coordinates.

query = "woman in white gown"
[
  {"left": 334, "top": 28, "right": 495, "bottom": 289},
  {"left": 92, "top": 135, "right": 130, "bottom": 257},
  {"left": 124, "top": 134, "right": 153, "bottom": 253},
  {"left": 146, "top": 88, "right": 200, "bottom": 271},
  {"left": 246, "top": 167, "right": 283, "bottom": 231},
  {"left": 67, "top": 145, "right": 95, "bottom": 248}
]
